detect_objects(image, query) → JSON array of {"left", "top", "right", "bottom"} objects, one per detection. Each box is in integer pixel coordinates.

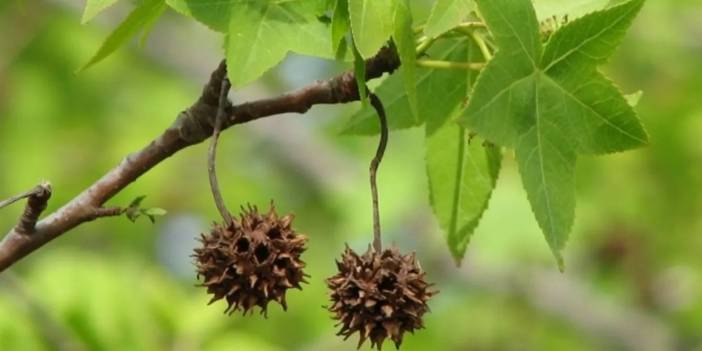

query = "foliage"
[
  {"left": 124, "top": 195, "right": 167, "bottom": 223},
  {"left": 461, "top": 0, "right": 647, "bottom": 268},
  {"left": 2, "top": 0, "right": 702, "bottom": 349},
  {"left": 76, "top": 0, "right": 648, "bottom": 267}
]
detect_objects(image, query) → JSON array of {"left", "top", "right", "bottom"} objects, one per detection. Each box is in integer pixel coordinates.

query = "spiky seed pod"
[
  {"left": 326, "top": 246, "right": 435, "bottom": 350},
  {"left": 194, "top": 203, "right": 308, "bottom": 316}
]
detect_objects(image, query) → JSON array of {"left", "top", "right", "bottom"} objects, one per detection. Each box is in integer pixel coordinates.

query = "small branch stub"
[{"left": 8, "top": 182, "right": 53, "bottom": 235}]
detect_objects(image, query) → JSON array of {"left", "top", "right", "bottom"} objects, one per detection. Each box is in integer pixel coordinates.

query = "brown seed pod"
[
  {"left": 194, "top": 203, "right": 308, "bottom": 316},
  {"left": 326, "top": 246, "right": 435, "bottom": 349}
]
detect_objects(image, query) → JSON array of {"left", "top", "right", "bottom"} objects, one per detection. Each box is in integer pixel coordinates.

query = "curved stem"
[
  {"left": 415, "top": 35, "right": 437, "bottom": 56},
  {"left": 208, "top": 75, "right": 233, "bottom": 224},
  {"left": 368, "top": 93, "right": 388, "bottom": 253},
  {"left": 470, "top": 31, "right": 493, "bottom": 61}
]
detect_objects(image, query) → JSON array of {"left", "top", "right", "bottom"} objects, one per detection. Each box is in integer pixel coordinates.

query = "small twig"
[
  {"left": 91, "top": 207, "right": 124, "bottom": 220},
  {"left": 208, "top": 72, "right": 233, "bottom": 224},
  {"left": 12, "top": 182, "right": 52, "bottom": 235},
  {"left": 368, "top": 93, "right": 388, "bottom": 253},
  {"left": 0, "top": 184, "right": 49, "bottom": 210}
]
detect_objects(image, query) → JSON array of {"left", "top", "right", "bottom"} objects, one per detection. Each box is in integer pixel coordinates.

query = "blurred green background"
[{"left": 1, "top": 1, "right": 701, "bottom": 350}]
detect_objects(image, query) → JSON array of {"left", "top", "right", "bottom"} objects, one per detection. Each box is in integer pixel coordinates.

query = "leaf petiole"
[
  {"left": 469, "top": 31, "right": 493, "bottom": 61},
  {"left": 416, "top": 60, "right": 485, "bottom": 70}
]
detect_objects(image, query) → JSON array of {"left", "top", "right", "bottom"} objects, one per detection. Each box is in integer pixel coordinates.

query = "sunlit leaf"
[
  {"left": 347, "top": 0, "right": 394, "bottom": 58},
  {"left": 424, "top": 0, "right": 473, "bottom": 38},
  {"left": 460, "top": 0, "right": 647, "bottom": 267},
  {"left": 79, "top": 0, "right": 166, "bottom": 72},
  {"left": 533, "top": 0, "right": 609, "bottom": 21},
  {"left": 82, "top": 0, "right": 120, "bottom": 23},
  {"left": 393, "top": 0, "right": 418, "bottom": 121},
  {"left": 426, "top": 125, "right": 501, "bottom": 263},
  {"left": 331, "top": 0, "right": 350, "bottom": 54}
]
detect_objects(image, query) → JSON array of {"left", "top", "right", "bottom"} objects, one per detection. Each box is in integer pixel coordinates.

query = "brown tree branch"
[{"left": 0, "top": 46, "right": 400, "bottom": 272}]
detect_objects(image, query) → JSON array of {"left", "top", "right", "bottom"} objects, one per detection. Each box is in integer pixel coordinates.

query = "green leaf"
[
  {"left": 129, "top": 195, "right": 147, "bottom": 208},
  {"left": 424, "top": 0, "right": 474, "bottom": 38},
  {"left": 138, "top": 2, "right": 164, "bottom": 47},
  {"left": 352, "top": 41, "right": 368, "bottom": 106},
  {"left": 140, "top": 208, "right": 167, "bottom": 223},
  {"left": 224, "top": 1, "right": 335, "bottom": 87},
  {"left": 533, "top": 0, "right": 609, "bottom": 21},
  {"left": 79, "top": 0, "right": 166, "bottom": 72},
  {"left": 166, "top": 0, "right": 230, "bottom": 31},
  {"left": 124, "top": 197, "right": 165, "bottom": 224},
  {"left": 168, "top": 0, "right": 335, "bottom": 86},
  {"left": 426, "top": 124, "right": 501, "bottom": 263},
  {"left": 142, "top": 208, "right": 167, "bottom": 216},
  {"left": 344, "top": 39, "right": 469, "bottom": 135},
  {"left": 348, "top": 0, "right": 394, "bottom": 58},
  {"left": 393, "top": 0, "right": 418, "bottom": 121},
  {"left": 331, "top": 0, "right": 350, "bottom": 54},
  {"left": 460, "top": 0, "right": 647, "bottom": 267},
  {"left": 625, "top": 90, "right": 643, "bottom": 106},
  {"left": 82, "top": 0, "right": 119, "bottom": 23}
]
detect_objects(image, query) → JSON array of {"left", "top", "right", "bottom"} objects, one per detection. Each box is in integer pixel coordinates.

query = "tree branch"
[{"left": 0, "top": 46, "right": 400, "bottom": 272}]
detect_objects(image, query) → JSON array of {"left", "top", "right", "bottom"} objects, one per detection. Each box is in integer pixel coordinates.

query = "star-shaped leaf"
[{"left": 459, "top": 0, "right": 647, "bottom": 268}]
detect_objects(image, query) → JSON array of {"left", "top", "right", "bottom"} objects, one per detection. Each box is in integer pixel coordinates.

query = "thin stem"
[
  {"left": 368, "top": 93, "right": 388, "bottom": 253},
  {"left": 208, "top": 75, "right": 233, "bottom": 224},
  {"left": 455, "top": 21, "right": 486, "bottom": 31},
  {"left": 416, "top": 59, "right": 485, "bottom": 70},
  {"left": 415, "top": 35, "right": 436, "bottom": 56},
  {"left": 413, "top": 21, "right": 485, "bottom": 35},
  {"left": 470, "top": 31, "right": 493, "bottom": 61}
]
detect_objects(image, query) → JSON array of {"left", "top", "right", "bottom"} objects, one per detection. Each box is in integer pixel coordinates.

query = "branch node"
[
  {"left": 14, "top": 182, "right": 53, "bottom": 235},
  {"left": 90, "top": 207, "right": 123, "bottom": 221}
]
